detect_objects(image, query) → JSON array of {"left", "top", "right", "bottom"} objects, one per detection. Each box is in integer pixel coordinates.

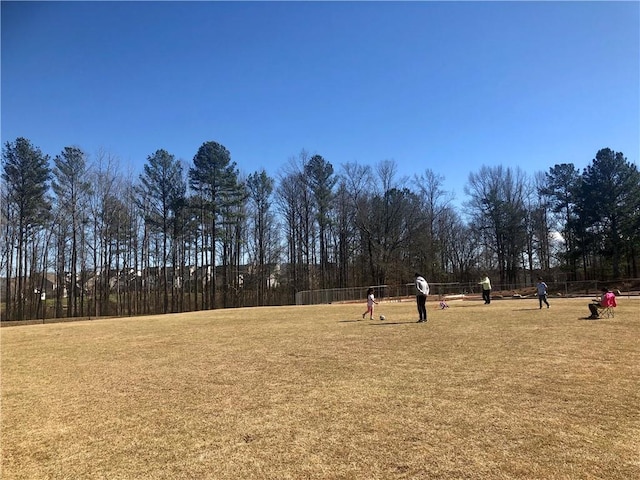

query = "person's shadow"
[
  {"left": 371, "top": 320, "right": 419, "bottom": 326},
  {"left": 337, "top": 319, "right": 422, "bottom": 325}
]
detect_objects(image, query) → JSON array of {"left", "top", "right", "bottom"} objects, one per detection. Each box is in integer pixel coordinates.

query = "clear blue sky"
[{"left": 2, "top": 1, "right": 639, "bottom": 202}]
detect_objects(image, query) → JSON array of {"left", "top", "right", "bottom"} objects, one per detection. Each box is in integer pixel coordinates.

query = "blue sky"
[{"left": 2, "top": 1, "right": 639, "bottom": 202}]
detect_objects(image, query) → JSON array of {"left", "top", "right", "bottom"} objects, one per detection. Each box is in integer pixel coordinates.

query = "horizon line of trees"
[{"left": 2, "top": 137, "right": 639, "bottom": 321}]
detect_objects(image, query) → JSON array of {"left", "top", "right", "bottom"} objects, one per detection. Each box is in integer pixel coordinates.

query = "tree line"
[{"left": 2, "top": 137, "right": 639, "bottom": 321}]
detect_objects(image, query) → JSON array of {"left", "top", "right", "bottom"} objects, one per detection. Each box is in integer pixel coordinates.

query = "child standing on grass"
[
  {"left": 362, "top": 288, "right": 378, "bottom": 320},
  {"left": 537, "top": 277, "right": 550, "bottom": 309}
]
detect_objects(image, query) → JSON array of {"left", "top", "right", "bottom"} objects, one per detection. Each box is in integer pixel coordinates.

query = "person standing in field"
[
  {"left": 537, "top": 277, "right": 550, "bottom": 309},
  {"left": 478, "top": 274, "right": 491, "bottom": 304},
  {"left": 415, "top": 273, "right": 429, "bottom": 323},
  {"left": 362, "top": 287, "right": 378, "bottom": 320}
]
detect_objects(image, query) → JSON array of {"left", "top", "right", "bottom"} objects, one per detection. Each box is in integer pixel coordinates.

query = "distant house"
[{"left": 0, "top": 273, "right": 57, "bottom": 302}]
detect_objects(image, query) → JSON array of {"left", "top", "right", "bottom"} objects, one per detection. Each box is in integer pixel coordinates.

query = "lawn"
[{"left": 1, "top": 296, "right": 639, "bottom": 479}]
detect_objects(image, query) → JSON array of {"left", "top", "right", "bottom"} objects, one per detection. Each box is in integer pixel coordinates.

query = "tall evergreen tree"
[
  {"left": 188, "top": 141, "right": 239, "bottom": 309},
  {"left": 1, "top": 138, "right": 51, "bottom": 320},
  {"left": 52, "top": 146, "right": 91, "bottom": 317},
  {"left": 540, "top": 163, "right": 581, "bottom": 279},
  {"left": 332, "top": 180, "right": 358, "bottom": 288},
  {"left": 137, "top": 149, "right": 185, "bottom": 313},
  {"left": 247, "top": 169, "right": 278, "bottom": 305},
  {"left": 219, "top": 178, "right": 247, "bottom": 308},
  {"left": 579, "top": 148, "right": 640, "bottom": 278},
  {"left": 304, "top": 155, "right": 336, "bottom": 289}
]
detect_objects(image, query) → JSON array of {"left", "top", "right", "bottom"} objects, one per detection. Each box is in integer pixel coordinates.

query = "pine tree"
[{"left": 2, "top": 138, "right": 51, "bottom": 320}]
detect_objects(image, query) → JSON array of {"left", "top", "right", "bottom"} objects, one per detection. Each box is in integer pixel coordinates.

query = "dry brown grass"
[{"left": 1, "top": 296, "right": 639, "bottom": 479}]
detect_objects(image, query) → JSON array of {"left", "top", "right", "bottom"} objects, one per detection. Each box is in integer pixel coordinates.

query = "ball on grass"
[{"left": 379, "top": 315, "right": 385, "bottom": 321}]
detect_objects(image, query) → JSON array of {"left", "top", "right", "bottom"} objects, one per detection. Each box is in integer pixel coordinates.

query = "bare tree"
[
  {"left": 438, "top": 206, "right": 479, "bottom": 283},
  {"left": 275, "top": 151, "right": 314, "bottom": 298},
  {"left": 331, "top": 180, "right": 358, "bottom": 288},
  {"left": 465, "top": 165, "right": 529, "bottom": 287},
  {"left": 413, "top": 169, "right": 454, "bottom": 280},
  {"left": 87, "top": 151, "right": 126, "bottom": 316},
  {"left": 528, "top": 171, "right": 553, "bottom": 273},
  {"left": 354, "top": 160, "right": 419, "bottom": 285}
]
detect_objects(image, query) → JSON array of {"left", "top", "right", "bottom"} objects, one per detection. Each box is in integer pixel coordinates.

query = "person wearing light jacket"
[
  {"left": 479, "top": 275, "right": 491, "bottom": 304},
  {"left": 414, "top": 273, "right": 429, "bottom": 323},
  {"left": 536, "top": 277, "right": 550, "bottom": 309}
]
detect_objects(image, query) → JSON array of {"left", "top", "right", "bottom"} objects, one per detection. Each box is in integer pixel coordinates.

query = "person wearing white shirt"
[{"left": 414, "top": 273, "right": 429, "bottom": 323}]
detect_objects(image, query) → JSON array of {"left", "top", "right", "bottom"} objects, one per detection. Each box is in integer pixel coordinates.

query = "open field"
[{"left": 1, "top": 297, "right": 639, "bottom": 479}]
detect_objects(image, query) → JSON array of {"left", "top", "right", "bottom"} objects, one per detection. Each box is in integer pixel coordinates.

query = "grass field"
[{"left": 1, "top": 296, "right": 639, "bottom": 479}]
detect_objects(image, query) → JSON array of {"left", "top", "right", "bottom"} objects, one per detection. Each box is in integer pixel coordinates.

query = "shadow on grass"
[
  {"left": 370, "top": 321, "right": 421, "bottom": 326},
  {"left": 337, "top": 319, "right": 419, "bottom": 325}
]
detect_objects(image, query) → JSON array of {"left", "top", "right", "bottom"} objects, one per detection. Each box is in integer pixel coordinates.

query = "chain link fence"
[
  {"left": 296, "top": 283, "right": 470, "bottom": 305},
  {"left": 295, "top": 279, "right": 640, "bottom": 305}
]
